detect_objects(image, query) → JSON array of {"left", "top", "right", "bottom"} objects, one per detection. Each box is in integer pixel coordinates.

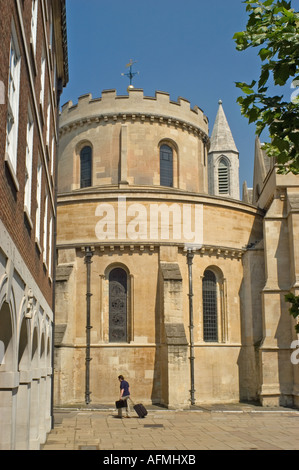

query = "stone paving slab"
[{"left": 41, "top": 403, "right": 299, "bottom": 452}]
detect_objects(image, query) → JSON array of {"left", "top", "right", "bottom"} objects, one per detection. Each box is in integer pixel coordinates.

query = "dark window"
[
  {"left": 109, "top": 268, "right": 127, "bottom": 343},
  {"left": 218, "top": 158, "right": 229, "bottom": 194},
  {"left": 80, "top": 146, "right": 92, "bottom": 188},
  {"left": 160, "top": 144, "right": 173, "bottom": 187},
  {"left": 203, "top": 270, "right": 218, "bottom": 342}
]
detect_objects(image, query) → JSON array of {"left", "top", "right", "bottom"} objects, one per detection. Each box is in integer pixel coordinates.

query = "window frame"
[
  {"left": 101, "top": 264, "right": 133, "bottom": 344},
  {"left": 30, "top": 0, "right": 38, "bottom": 56},
  {"left": 24, "top": 104, "right": 34, "bottom": 218},
  {"left": 5, "top": 22, "right": 21, "bottom": 176},
  {"left": 40, "top": 45, "right": 46, "bottom": 110},
  {"left": 218, "top": 156, "right": 230, "bottom": 195},
  {"left": 108, "top": 267, "right": 128, "bottom": 343},
  {"left": 80, "top": 145, "right": 92, "bottom": 188},
  {"left": 202, "top": 269, "right": 218, "bottom": 342},
  {"left": 160, "top": 143, "right": 174, "bottom": 187},
  {"left": 35, "top": 158, "right": 42, "bottom": 245},
  {"left": 201, "top": 267, "right": 227, "bottom": 343},
  {"left": 48, "top": 215, "right": 53, "bottom": 279},
  {"left": 46, "top": 91, "right": 51, "bottom": 148},
  {"left": 43, "top": 191, "right": 48, "bottom": 266}
]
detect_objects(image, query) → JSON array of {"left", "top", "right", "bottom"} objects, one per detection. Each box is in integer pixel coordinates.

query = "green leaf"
[
  {"left": 285, "top": 293, "right": 299, "bottom": 326},
  {"left": 241, "top": 94, "right": 257, "bottom": 109},
  {"left": 289, "top": 132, "right": 299, "bottom": 148},
  {"left": 282, "top": 6, "right": 294, "bottom": 18},
  {"left": 274, "top": 62, "right": 292, "bottom": 85},
  {"left": 263, "top": 0, "right": 275, "bottom": 6},
  {"left": 254, "top": 7, "right": 263, "bottom": 14},
  {"left": 258, "top": 68, "right": 270, "bottom": 89},
  {"left": 233, "top": 31, "right": 245, "bottom": 40},
  {"left": 233, "top": 31, "right": 249, "bottom": 49},
  {"left": 256, "top": 120, "right": 267, "bottom": 135},
  {"left": 259, "top": 47, "right": 272, "bottom": 60},
  {"left": 248, "top": 108, "right": 261, "bottom": 123},
  {"left": 273, "top": 136, "right": 290, "bottom": 152},
  {"left": 242, "top": 86, "right": 255, "bottom": 94},
  {"left": 235, "top": 80, "right": 256, "bottom": 91}
]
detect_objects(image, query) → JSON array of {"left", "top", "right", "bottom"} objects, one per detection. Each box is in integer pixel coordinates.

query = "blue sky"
[{"left": 61, "top": 0, "right": 293, "bottom": 192}]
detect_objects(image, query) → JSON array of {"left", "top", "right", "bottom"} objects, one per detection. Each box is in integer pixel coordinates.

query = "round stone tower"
[
  {"left": 58, "top": 88, "right": 209, "bottom": 194},
  {"left": 54, "top": 88, "right": 262, "bottom": 409}
]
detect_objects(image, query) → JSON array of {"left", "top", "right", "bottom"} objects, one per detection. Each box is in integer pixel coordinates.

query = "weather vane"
[{"left": 121, "top": 59, "right": 139, "bottom": 88}]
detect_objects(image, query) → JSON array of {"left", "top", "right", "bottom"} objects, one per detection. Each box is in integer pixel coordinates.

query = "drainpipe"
[
  {"left": 50, "top": 78, "right": 63, "bottom": 429},
  {"left": 187, "top": 249, "right": 195, "bottom": 406},
  {"left": 84, "top": 246, "right": 94, "bottom": 405}
]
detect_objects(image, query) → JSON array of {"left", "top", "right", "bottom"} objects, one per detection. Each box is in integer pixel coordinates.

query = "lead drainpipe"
[
  {"left": 187, "top": 249, "right": 196, "bottom": 406},
  {"left": 84, "top": 246, "right": 94, "bottom": 405},
  {"left": 50, "top": 78, "right": 63, "bottom": 430}
]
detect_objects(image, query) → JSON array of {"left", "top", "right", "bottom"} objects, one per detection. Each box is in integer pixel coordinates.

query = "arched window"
[
  {"left": 80, "top": 146, "right": 92, "bottom": 188},
  {"left": 202, "top": 270, "right": 218, "bottom": 342},
  {"left": 218, "top": 158, "right": 229, "bottom": 194},
  {"left": 160, "top": 144, "right": 173, "bottom": 187},
  {"left": 109, "top": 268, "right": 128, "bottom": 343}
]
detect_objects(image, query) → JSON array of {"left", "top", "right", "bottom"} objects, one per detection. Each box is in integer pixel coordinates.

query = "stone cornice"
[{"left": 56, "top": 242, "right": 245, "bottom": 259}]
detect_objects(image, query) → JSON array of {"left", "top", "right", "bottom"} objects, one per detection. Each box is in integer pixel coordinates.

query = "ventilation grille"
[{"left": 218, "top": 161, "right": 229, "bottom": 194}]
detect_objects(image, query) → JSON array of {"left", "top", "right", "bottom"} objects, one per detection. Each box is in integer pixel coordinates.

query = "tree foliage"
[
  {"left": 234, "top": 0, "right": 299, "bottom": 174},
  {"left": 285, "top": 293, "right": 299, "bottom": 333}
]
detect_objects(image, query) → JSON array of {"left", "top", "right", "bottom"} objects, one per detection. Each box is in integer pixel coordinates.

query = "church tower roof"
[{"left": 209, "top": 100, "right": 238, "bottom": 154}]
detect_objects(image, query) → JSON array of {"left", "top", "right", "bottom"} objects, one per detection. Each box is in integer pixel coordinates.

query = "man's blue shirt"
[{"left": 120, "top": 380, "right": 130, "bottom": 396}]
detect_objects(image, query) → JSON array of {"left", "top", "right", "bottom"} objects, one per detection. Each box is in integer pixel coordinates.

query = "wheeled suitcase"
[{"left": 134, "top": 403, "right": 148, "bottom": 418}]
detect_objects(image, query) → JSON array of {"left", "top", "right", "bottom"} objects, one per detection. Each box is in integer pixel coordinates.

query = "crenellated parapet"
[{"left": 59, "top": 88, "right": 209, "bottom": 141}]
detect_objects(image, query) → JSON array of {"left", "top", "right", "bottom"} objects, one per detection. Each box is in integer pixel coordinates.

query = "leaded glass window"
[
  {"left": 160, "top": 144, "right": 173, "bottom": 187},
  {"left": 109, "top": 268, "right": 127, "bottom": 343},
  {"left": 80, "top": 146, "right": 92, "bottom": 188},
  {"left": 203, "top": 270, "right": 218, "bottom": 342}
]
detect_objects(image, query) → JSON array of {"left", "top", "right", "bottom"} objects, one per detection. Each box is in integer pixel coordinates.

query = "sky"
[{"left": 60, "top": 0, "right": 295, "bottom": 193}]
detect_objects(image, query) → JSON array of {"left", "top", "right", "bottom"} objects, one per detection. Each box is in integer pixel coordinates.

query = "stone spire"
[
  {"left": 208, "top": 100, "right": 240, "bottom": 200},
  {"left": 209, "top": 100, "right": 238, "bottom": 154}
]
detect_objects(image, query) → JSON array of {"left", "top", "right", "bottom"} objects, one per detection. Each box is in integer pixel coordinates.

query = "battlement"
[{"left": 59, "top": 89, "right": 209, "bottom": 138}]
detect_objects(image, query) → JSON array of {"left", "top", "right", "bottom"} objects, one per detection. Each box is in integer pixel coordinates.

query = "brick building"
[{"left": 0, "top": 0, "right": 68, "bottom": 449}]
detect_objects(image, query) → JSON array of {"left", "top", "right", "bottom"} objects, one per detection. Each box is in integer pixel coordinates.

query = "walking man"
[{"left": 118, "top": 375, "right": 132, "bottom": 418}]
